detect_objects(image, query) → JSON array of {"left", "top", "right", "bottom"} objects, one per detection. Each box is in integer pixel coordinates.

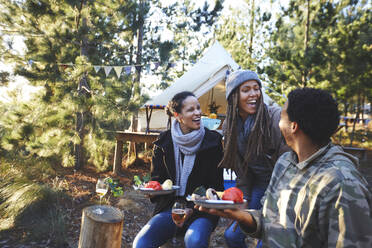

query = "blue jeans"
[
  {"left": 224, "top": 185, "right": 266, "bottom": 248},
  {"left": 133, "top": 209, "right": 214, "bottom": 248}
]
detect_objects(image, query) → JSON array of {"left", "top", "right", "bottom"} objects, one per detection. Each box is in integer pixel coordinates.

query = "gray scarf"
[{"left": 171, "top": 120, "right": 205, "bottom": 196}]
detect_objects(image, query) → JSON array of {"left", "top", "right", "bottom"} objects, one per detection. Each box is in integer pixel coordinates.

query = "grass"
[{"left": 0, "top": 154, "right": 70, "bottom": 246}]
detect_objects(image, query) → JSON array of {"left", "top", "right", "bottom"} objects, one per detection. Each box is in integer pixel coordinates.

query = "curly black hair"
[
  {"left": 165, "top": 91, "right": 195, "bottom": 117},
  {"left": 287, "top": 88, "right": 340, "bottom": 146}
]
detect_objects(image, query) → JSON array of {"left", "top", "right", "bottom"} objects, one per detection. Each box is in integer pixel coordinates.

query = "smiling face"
[
  {"left": 176, "top": 96, "right": 202, "bottom": 134},
  {"left": 238, "top": 80, "right": 261, "bottom": 119}
]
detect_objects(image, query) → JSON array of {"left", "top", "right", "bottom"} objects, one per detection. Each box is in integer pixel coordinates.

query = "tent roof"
[{"left": 144, "top": 41, "right": 239, "bottom": 107}]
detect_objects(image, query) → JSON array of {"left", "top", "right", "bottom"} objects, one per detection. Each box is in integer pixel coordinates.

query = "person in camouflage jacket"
[{"left": 197, "top": 88, "right": 372, "bottom": 247}]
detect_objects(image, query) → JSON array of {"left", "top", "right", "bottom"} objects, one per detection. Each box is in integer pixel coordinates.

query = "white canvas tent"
[{"left": 138, "top": 41, "right": 274, "bottom": 132}]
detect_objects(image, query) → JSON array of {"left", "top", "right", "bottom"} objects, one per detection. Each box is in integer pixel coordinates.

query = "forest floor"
[{"left": 1, "top": 150, "right": 371, "bottom": 248}]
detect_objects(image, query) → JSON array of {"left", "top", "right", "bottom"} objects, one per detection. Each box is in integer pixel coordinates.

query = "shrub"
[{"left": 0, "top": 176, "right": 69, "bottom": 246}]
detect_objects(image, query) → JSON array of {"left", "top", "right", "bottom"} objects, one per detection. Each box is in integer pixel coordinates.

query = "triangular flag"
[
  {"left": 154, "top": 62, "right": 160, "bottom": 70},
  {"left": 104, "top": 66, "right": 112, "bottom": 77},
  {"left": 113, "top": 66, "right": 123, "bottom": 78},
  {"left": 166, "top": 62, "right": 176, "bottom": 70},
  {"left": 124, "top": 66, "right": 132, "bottom": 75},
  {"left": 94, "top": 66, "right": 101, "bottom": 73}
]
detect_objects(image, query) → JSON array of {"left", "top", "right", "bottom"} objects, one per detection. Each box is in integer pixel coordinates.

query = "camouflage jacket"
[{"left": 241, "top": 143, "right": 372, "bottom": 247}]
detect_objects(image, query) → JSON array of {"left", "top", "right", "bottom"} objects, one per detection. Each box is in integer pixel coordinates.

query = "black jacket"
[{"left": 150, "top": 127, "right": 224, "bottom": 227}]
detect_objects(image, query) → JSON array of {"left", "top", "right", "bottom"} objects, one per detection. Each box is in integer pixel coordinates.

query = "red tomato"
[
  {"left": 222, "top": 187, "right": 244, "bottom": 203},
  {"left": 145, "top": 181, "right": 162, "bottom": 191}
]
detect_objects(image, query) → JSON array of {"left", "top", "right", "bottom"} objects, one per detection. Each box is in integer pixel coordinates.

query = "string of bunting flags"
[
  {"left": 63, "top": 62, "right": 178, "bottom": 78},
  {"left": 90, "top": 62, "right": 173, "bottom": 77},
  {"left": 27, "top": 59, "right": 188, "bottom": 78},
  {"left": 26, "top": 59, "right": 287, "bottom": 100}
]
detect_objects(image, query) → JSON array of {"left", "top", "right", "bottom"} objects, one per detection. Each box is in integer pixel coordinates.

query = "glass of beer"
[{"left": 171, "top": 200, "right": 186, "bottom": 246}]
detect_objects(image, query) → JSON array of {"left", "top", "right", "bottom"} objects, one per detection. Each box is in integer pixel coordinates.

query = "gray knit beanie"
[{"left": 225, "top": 70, "right": 262, "bottom": 100}]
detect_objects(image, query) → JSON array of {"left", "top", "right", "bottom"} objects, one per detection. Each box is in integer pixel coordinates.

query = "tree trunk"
[
  {"left": 74, "top": 111, "right": 83, "bottom": 170},
  {"left": 343, "top": 100, "right": 349, "bottom": 132},
  {"left": 127, "top": 0, "right": 144, "bottom": 167},
  {"left": 302, "top": 0, "right": 311, "bottom": 87},
  {"left": 78, "top": 205, "right": 124, "bottom": 248},
  {"left": 361, "top": 94, "right": 365, "bottom": 121},
  {"left": 75, "top": 2, "right": 91, "bottom": 170},
  {"left": 113, "top": 140, "right": 123, "bottom": 176},
  {"left": 248, "top": 0, "right": 255, "bottom": 57},
  {"left": 350, "top": 94, "right": 361, "bottom": 146}
]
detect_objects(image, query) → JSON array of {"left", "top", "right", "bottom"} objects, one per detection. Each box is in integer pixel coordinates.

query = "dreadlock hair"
[{"left": 218, "top": 87, "right": 272, "bottom": 171}]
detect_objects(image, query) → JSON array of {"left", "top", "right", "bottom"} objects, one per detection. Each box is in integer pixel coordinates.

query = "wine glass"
[
  {"left": 171, "top": 201, "right": 186, "bottom": 246},
  {"left": 94, "top": 178, "right": 109, "bottom": 215}
]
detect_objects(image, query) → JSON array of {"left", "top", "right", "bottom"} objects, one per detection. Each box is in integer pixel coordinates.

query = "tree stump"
[{"left": 78, "top": 205, "right": 124, "bottom": 248}]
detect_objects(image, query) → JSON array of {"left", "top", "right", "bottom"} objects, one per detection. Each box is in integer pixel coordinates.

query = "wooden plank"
[
  {"left": 115, "top": 131, "right": 159, "bottom": 143},
  {"left": 342, "top": 146, "right": 367, "bottom": 161},
  {"left": 113, "top": 140, "right": 123, "bottom": 175}
]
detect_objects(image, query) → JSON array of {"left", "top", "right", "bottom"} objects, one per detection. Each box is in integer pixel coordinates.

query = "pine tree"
[
  {"left": 215, "top": 1, "right": 271, "bottom": 71},
  {"left": 264, "top": 1, "right": 343, "bottom": 102},
  {"left": 0, "top": 0, "right": 153, "bottom": 170},
  {"left": 264, "top": 0, "right": 323, "bottom": 94},
  {"left": 152, "top": 0, "right": 224, "bottom": 88},
  {"left": 264, "top": 0, "right": 371, "bottom": 135},
  {"left": 319, "top": 0, "right": 371, "bottom": 145}
]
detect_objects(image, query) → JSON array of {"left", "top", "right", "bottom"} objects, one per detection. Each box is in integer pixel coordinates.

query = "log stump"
[{"left": 78, "top": 205, "right": 124, "bottom": 248}]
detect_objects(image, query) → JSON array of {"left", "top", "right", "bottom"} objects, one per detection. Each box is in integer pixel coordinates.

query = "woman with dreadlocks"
[{"left": 220, "top": 70, "right": 289, "bottom": 248}]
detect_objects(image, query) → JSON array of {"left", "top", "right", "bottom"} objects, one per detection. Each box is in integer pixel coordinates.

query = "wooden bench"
[
  {"left": 342, "top": 146, "right": 367, "bottom": 161},
  {"left": 113, "top": 131, "right": 159, "bottom": 173}
]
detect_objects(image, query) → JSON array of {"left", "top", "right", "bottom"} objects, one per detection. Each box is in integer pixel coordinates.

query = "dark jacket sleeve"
[
  {"left": 150, "top": 145, "right": 169, "bottom": 183},
  {"left": 149, "top": 144, "right": 173, "bottom": 206}
]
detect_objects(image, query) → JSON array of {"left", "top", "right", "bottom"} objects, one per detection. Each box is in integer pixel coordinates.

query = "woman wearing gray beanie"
[{"left": 220, "top": 70, "right": 289, "bottom": 248}]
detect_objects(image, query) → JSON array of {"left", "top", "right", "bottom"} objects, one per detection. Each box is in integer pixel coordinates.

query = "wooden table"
[
  {"left": 342, "top": 146, "right": 367, "bottom": 161},
  {"left": 113, "top": 131, "right": 159, "bottom": 172}
]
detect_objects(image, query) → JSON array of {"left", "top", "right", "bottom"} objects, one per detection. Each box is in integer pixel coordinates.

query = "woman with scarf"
[
  {"left": 133, "top": 91, "right": 224, "bottom": 248},
  {"left": 221, "top": 70, "right": 289, "bottom": 248}
]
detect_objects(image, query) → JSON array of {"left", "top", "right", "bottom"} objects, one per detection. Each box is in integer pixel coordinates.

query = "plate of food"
[
  {"left": 191, "top": 198, "right": 247, "bottom": 209},
  {"left": 186, "top": 186, "right": 247, "bottom": 209},
  {"left": 133, "top": 178, "right": 180, "bottom": 196}
]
